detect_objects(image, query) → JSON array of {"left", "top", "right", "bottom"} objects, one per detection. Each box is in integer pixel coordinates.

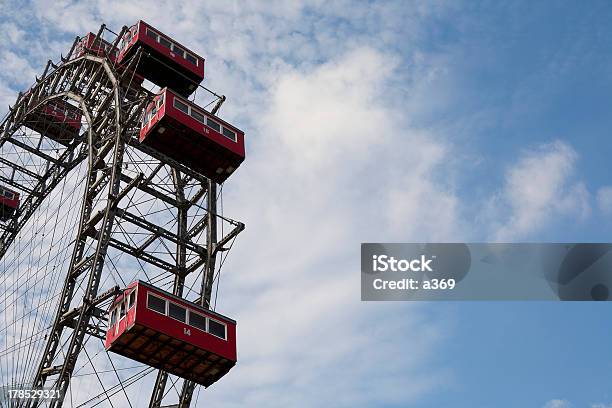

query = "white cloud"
[
  {"left": 487, "top": 140, "right": 590, "bottom": 241},
  {"left": 0, "top": 51, "right": 38, "bottom": 87},
  {"left": 596, "top": 186, "right": 612, "bottom": 216},
  {"left": 384, "top": 133, "right": 461, "bottom": 241},
  {"left": 0, "top": 2, "right": 461, "bottom": 407},
  {"left": 204, "top": 44, "right": 458, "bottom": 406},
  {"left": 0, "top": 1, "right": 602, "bottom": 407},
  {"left": 544, "top": 400, "right": 572, "bottom": 408},
  {"left": 592, "top": 404, "right": 612, "bottom": 408},
  {"left": 0, "top": 80, "right": 17, "bottom": 112}
]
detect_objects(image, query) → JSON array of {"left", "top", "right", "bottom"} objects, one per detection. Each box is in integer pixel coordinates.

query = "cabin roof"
[{"left": 137, "top": 20, "right": 204, "bottom": 60}]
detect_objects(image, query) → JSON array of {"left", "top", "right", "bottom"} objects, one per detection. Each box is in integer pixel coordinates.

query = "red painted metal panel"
[
  {"left": 40, "top": 100, "right": 82, "bottom": 131},
  {"left": 0, "top": 197, "right": 19, "bottom": 209},
  {"left": 74, "top": 33, "right": 117, "bottom": 61},
  {"left": 0, "top": 192, "right": 19, "bottom": 210},
  {"left": 73, "top": 32, "right": 144, "bottom": 86},
  {"left": 132, "top": 21, "right": 205, "bottom": 80},
  {"left": 21, "top": 89, "right": 83, "bottom": 132},
  {"left": 164, "top": 91, "right": 245, "bottom": 157},
  {"left": 105, "top": 281, "right": 237, "bottom": 363},
  {"left": 22, "top": 97, "right": 82, "bottom": 145},
  {"left": 0, "top": 186, "right": 20, "bottom": 221},
  {"left": 117, "top": 21, "right": 204, "bottom": 96},
  {"left": 104, "top": 282, "right": 138, "bottom": 349},
  {"left": 135, "top": 283, "right": 236, "bottom": 361},
  {"left": 139, "top": 89, "right": 245, "bottom": 182}
]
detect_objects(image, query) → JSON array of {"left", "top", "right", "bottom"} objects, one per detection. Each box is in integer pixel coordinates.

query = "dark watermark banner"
[{"left": 361, "top": 243, "right": 612, "bottom": 301}]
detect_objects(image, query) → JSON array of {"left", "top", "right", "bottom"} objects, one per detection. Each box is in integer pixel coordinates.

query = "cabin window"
[
  {"left": 208, "top": 319, "right": 226, "bottom": 339},
  {"left": 4, "top": 191, "right": 13, "bottom": 199},
  {"left": 172, "top": 44, "right": 185, "bottom": 58},
  {"left": 120, "top": 302, "right": 126, "bottom": 319},
  {"left": 128, "top": 291, "right": 136, "bottom": 308},
  {"left": 168, "top": 302, "right": 186, "bottom": 323},
  {"left": 191, "top": 110, "right": 205, "bottom": 123},
  {"left": 189, "top": 311, "right": 207, "bottom": 332},
  {"left": 110, "top": 309, "right": 117, "bottom": 326},
  {"left": 206, "top": 118, "right": 221, "bottom": 132},
  {"left": 147, "top": 293, "right": 166, "bottom": 315},
  {"left": 146, "top": 28, "right": 158, "bottom": 41},
  {"left": 222, "top": 127, "right": 237, "bottom": 142},
  {"left": 174, "top": 99, "right": 189, "bottom": 114},
  {"left": 159, "top": 36, "right": 172, "bottom": 49},
  {"left": 186, "top": 54, "right": 197, "bottom": 65}
]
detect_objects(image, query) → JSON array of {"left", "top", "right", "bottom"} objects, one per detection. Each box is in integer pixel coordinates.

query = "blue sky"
[
  {"left": 421, "top": 2, "right": 612, "bottom": 240},
  {"left": 1, "top": 1, "right": 612, "bottom": 407}
]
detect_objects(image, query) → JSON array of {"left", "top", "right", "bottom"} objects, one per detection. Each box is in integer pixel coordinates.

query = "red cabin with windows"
[
  {"left": 0, "top": 186, "right": 19, "bottom": 222},
  {"left": 74, "top": 32, "right": 119, "bottom": 60},
  {"left": 105, "top": 281, "right": 237, "bottom": 387},
  {"left": 140, "top": 88, "right": 245, "bottom": 183},
  {"left": 24, "top": 98, "right": 82, "bottom": 146},
  {"left": 118, "top": 21, "right": 205, "bottom": 97},
  {"left": 73, "top": 33, "right": 144, "bottom": 86}
]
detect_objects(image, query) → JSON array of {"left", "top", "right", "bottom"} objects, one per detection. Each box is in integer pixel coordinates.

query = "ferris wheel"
[{"left": 0, "top": 21, "right": 245, "bottom": 408}]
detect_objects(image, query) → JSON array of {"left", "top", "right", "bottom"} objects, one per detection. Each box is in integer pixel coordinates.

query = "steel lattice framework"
[{"left": 0, "top": 24, "right": 244, "bottom": 408}]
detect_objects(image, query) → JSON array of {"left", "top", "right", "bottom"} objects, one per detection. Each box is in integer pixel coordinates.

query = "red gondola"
[
  {"left": 0, "top": 186, "right": 19, "bottom": 222},
  {"left": 74, "top": 32, "right": 119, "bottom": 60},
  {"left": 73, "top": 33, "right": 144, "bottom": 86},
  {"left": 24, "top": 98, "right": 82, "bottom": 146},
  {"left": 105, "top": 281, "right": 237, "bottom": 388},
  {"left": 140, "top": 88, "right": 245, "bottom": 183},
  {"left": 118, "top": 21, "right": 205, "bottom": 97}
]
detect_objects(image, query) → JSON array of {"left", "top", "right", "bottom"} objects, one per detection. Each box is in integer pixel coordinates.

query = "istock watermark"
[
  {"left": 371, "top": 254, "right": 434, "bottom": 272},
  {"left": 361, "top": 243, "right": 612, "bottom": 301}
]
